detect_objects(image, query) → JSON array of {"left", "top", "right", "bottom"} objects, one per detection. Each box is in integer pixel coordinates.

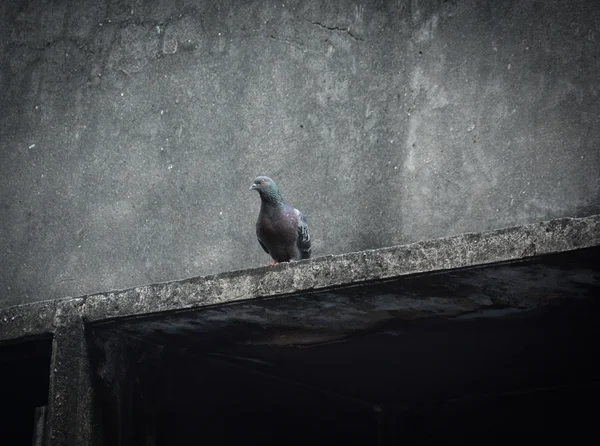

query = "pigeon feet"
[{"left": 266, "top": 260, "right": 293, "bottom": 266}]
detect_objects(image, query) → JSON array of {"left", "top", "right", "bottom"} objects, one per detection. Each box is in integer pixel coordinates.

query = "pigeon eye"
[{"left": 260, "top": 179, "right": 265, "bottom": 184}]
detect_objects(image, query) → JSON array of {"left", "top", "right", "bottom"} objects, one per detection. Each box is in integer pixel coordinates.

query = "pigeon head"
[{"left": 249, "top": 176, "right": 283, "bottom": 205}]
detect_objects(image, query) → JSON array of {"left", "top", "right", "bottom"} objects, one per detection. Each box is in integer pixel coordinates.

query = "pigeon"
[{"left": 249, "top": 176, "right": 311, "bottom": 264}]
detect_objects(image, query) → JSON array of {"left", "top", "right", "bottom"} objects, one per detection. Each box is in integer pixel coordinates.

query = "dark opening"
[
  {"left": 89, "top": 247, "right": 600, "bottom": 445},
  {"left": 0, "top": 336, "right": 53, "bottom": 445}
]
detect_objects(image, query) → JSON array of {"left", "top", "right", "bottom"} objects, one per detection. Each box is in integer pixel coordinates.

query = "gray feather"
[{"left": 295, "top": 208, "right": 311, "bottom": 259}]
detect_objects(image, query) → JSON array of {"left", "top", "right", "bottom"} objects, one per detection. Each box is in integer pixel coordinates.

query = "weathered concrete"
[
  {"left": 45, "top": 314, "right": 97, "bottom": 446},
  {"left": 1, "top": 0, "right": 599, "bottom": 306},
  {"left": 0, "top": 299, "right": 57, "bottom": 341},
  {"left": 1, "top": 213, "right": 599, "bottom": 342},
  {"left": 88, "top": 246, "right": 599, "bottom": 445},
  {"left": 92, "top": 245, "right": 600, "bottom": 348},
  {"left": 0, "top": 213, "right": 598, "bottom": 445}
]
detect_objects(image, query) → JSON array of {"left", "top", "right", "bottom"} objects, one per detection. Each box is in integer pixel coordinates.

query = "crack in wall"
[{"left": 308, "top": 20, "right": 364, "bottom": 41}]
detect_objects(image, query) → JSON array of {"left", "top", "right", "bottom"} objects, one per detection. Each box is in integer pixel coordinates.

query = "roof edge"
[{"left": 1, "top": 214, "right": 599, "bottom": 341}]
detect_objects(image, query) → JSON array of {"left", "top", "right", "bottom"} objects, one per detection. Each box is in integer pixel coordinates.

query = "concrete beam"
[
  {"left": 1, "top": 214, "right": 599, "bottom": 343},
  {"left": 44, "top": 300, "right": 96, "bottom": 446}
]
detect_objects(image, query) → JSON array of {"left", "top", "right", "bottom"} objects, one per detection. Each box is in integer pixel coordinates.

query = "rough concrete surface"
[
  {"left": 88, "top": 245, "right": 599, "bottom": 445},
  {"left": 0, "top": 213, "right": 598, "bottom": 446},
  {"left": 1, "top": 213, "right": 599, "bottom": 342},
  {"left": 1, "top": 0, "right": 599, "bottom": 306},
  {"left": 45, "top": 320, "right": 96, "bottom": 446},
  {"left": 92, "top": 245, "right": 600, "bottom": 348}
]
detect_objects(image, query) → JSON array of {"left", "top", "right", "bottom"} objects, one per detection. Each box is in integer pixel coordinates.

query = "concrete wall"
[{"left": 1, "top": 0, "right": 599, "bottom": 306}]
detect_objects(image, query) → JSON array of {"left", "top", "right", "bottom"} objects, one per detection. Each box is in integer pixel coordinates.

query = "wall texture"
[{"left": 1, "top": 0, "right": 599, "bottom": 306}]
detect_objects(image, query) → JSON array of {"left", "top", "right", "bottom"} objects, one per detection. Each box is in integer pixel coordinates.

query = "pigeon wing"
[
  {"left": 295, "top": 208, "right": 311, "bottom": 259},
  {"left": 257, "top": 237, "right": 270, "bottom": 255}
]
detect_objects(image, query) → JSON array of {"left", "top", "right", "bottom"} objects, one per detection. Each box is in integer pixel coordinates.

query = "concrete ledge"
[
  {"left": 0, "top": 300, "right": 58, "bottom": 342},
  {"left": 1, "top": 214, "right": 599, "bottom": 342}
]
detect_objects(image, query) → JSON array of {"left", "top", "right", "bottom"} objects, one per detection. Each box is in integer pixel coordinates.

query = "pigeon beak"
[{"left": 249, "top": 184, "right": 257, "bottom": 191}]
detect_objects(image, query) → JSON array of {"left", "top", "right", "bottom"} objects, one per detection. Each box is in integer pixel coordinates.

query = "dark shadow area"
[
  {"left": 0, "top": 336, "right": 53, "bottom": 445},
  {"left": 89, "top": 247, "right": 600, "bottom": 445}
]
